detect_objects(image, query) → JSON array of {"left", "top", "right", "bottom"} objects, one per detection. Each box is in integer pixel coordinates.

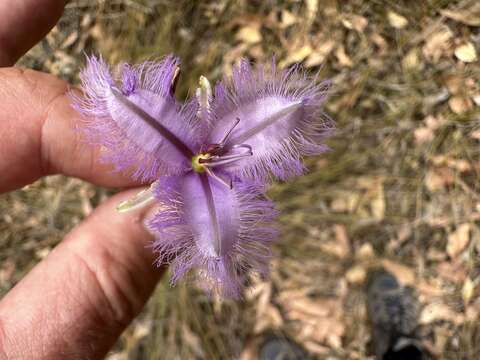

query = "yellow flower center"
[{"left": 191, "top": 153, "right": 211, "bottom": 173}]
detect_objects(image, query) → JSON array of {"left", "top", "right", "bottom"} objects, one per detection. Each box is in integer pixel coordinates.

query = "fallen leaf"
[
  {"left": 425, "top": 168, "right": 455, "bottom": 192},
  {"left": 388, "top": 11, "right": 408, "bottom": 29},
  {"left": 462, "top": 277, "right": 475, "bottom": 305},
  {"left": 285, "top": 297, "right": 330, "bottom": 319},
  {"left": 281, "top": 45, "right": 313, "bottom": 67},
  {"left": 437, "top": 259, "right": 467, "bottom": 283},
  {"left": 402, "top": 48, "right": 420, "bottom": 70},
  {"left": 303, "top": 341, "right": 329, "bottom": 355},
  {"left": 248, "top": 44, "right": 263, "bottom": 59},
  {"left": 446, "top": 158, "right": 471, "bottom": 173},
  {"left": 254, "top": 303, "right": 283, "bottom": 333},
  {"left": 420, "top": 302, "right": 460, "bottom": 324},
  {"left": 444, "top": 74, "right": 463, "bottom": 95},
  {"left": 341, "top": 13, "right": 368, "bottom": 32},
  {"left": 333, "top": 224, "right": 350, "bottom": 257},
  {"left": 470, "top": 130, "right": 480, "bottom": 140},
  {"left": 356, "top": 243, "right": 375, "bottom": 260},
  {"left": 425, "top": 115, "right": 446, "bottom": 130},
  {"left": 346, "top": 265, "right": 367, "bottom": 284},
  {"left": 417, "top": 280, "right": 445, "bottom": 297},
  {"left": 381, "top": 259, "right": 415, "bottom": 285},
  {"left": 35, "top": 247, "right": 51, "bottom": 259},
  {"left": 472, "top": 93, "right": 480, "bottom": 106},
  {"left": 335, "top": 45, "right": 353, "bottom": 67},
  {"left": 305, "top": 0, "right": 318, "bottom": 26},
  {"left": 285, "top": 297, "right": 344, "bottom": 348},
  {"left": 449, "top": 95, "right": 474, "bottom": 114},
  {"left": 305, "top": 39, "right": 335, "bottom": 67},
  {"left": 370, "top": 181, "right": 385, "bottom": 221},
  {"left": 423, "top": 26, "right": 453, "bottom": 63},
  {"left": 239, "top": 338, "right": 261, "bottom": 360},
  {"left": 133, "top": 319, "right": 152, "bottom": 340},
  {"left": 414, "top": 127, "right": 434, "bottom": 145},
  {"left": 447, "top": 223, "right": 470, "bottom": 258},
  {"left": 454, "top": 42, "right": 478, "bottom": 63},
  {"left": 236, "top": 25, "right": 262, "bottom": 44},
  {"left": 280, "top": 9, "right": 297, "bottom": 28},
  {"left": 441, "top": 4, "right": 480, "bottom": 26}
]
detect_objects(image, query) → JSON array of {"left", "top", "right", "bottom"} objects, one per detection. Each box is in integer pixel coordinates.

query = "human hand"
[{"left": 0, "top": 1, "right": 164, "bottom": 358}]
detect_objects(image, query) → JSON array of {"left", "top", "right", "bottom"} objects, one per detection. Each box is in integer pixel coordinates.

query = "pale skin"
[{"left": 0, "top": 1, "right": 165, "bottom": 358}]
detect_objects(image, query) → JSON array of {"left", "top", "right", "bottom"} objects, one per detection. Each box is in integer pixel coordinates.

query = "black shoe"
[
  {"left": 366, "top": 269, "right": 427, "bottom": 360},
  {"left": 258, "top": 334, "right": 309, "bottom": 360}
]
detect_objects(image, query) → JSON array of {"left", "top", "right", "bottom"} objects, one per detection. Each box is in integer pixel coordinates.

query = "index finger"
[
  {"left": 0, "top": 0, "right": 66, "bottom": 66},
  {"left": 0, "top": 67, "right": 139, "bottom": 193}
]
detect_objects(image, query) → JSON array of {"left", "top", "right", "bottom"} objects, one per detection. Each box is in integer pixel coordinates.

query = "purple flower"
[{"left": 71, "top": 55, "right": 333, "bottom": 297}]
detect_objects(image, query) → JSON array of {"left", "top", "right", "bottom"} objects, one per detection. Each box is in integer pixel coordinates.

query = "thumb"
[{"left": 0, "top": 189, "right": 164, "bottom": 359}]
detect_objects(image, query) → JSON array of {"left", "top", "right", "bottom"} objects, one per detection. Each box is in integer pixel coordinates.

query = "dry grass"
[{"left": 2, "top": 0, "right": 480, "bottom": 359}]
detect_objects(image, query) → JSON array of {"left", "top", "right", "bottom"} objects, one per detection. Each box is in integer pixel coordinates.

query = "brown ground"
[{"left": 1, "top": 0, "right": 480, "bottom": 359}]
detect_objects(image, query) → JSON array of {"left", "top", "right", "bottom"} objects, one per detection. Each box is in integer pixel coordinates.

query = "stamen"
[
  {"left": 205, "top": 168, "right": 233, "bottom": 189},
  {"left": 225, "top": 101, "right": 303, "bottom": 149},
  {"left": 201, "top": 152, "right": 252, "bottom": 168},
  {"left": 195, "top": 141, "right": 252, "bottom": 174},
  {"left": 110, "top": 86, "right": 194, "bottom": 159},
  {"left": 170, "top": 66, "right": 181, "bottom": 95}
]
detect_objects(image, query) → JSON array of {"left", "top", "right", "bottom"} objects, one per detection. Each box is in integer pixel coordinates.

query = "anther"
[{"left": 170, "top": 66, "right": 181, "bottom": 95}]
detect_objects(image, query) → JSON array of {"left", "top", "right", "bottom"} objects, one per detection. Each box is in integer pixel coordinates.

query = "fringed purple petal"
[
  {"left": 70, "top": 55, "right": 204, "bottom": 182},
  {"left": 147, "top": 174, "right": 278, "bottom": 298},
  {"left": 208, "top": 58, "right": 335, "bottom": 181}
]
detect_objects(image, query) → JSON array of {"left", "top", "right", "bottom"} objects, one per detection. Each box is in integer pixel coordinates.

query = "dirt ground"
[{"left": 1, "top": 0, "right": 480, "bottom": 359}]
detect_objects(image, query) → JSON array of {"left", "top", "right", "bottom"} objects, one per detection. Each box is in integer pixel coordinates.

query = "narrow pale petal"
[
  {"left": 147, "top": 174, "right": 278, "bottom": 297},
  {"left": 116, "top": 183, "right": 157, "bottom": 213},
  {"left": 71, "top": 55, "right": 204, "bottom": 181},
  {"left": 195, "top": 75, "right": 212, "bottom": 122},
  {"left": 209, "top": 59, "right": 334, "bottom": 181}
]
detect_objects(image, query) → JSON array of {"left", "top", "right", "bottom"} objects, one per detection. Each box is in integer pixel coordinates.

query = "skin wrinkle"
[
  {"left": 64, "top": 237, "right": 142, "bottom": 330},
  {"left": 16, "top": 67, "right": 77, "bottom": 178},
  {"left": 58, "top": 259, "right": 119, "bottom": 359},
  {"left": 67, "top": 250, "right": 120, "bottom": 328},
  {"left": 38, "top": 81, "right": 72, "bottom": 177}
]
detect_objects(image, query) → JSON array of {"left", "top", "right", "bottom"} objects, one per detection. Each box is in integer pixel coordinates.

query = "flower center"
[
  {"left": 191, "top": 153, "right": 210, "bottom": 173},
  {"left": 190, "top": 117, "right": 254, "bottom": 188},
  {"left": 191, "top": 144, "right": 253, "bottom": 174}
]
